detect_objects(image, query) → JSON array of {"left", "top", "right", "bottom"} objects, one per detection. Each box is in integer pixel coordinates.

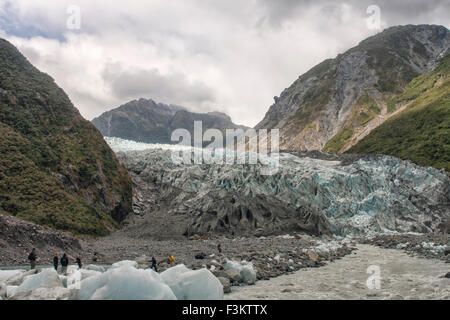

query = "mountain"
[
  {"left": 255, "top": 25, "right": 449, "bottom": 157},
  {"left": 0, "top": 38, "right": 132, "bottom": 236},
  {"left": 348, "top": 54, "right": 450, "bottom": 171},
  {"left": 92, "top": 98, "right": 248, "bottom": 144},
  {"left": 91, "top": 98, "right": 186, "bottom": 144}
]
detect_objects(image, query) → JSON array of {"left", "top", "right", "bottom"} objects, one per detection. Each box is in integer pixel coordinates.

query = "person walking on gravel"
[
  {"left": 217, "top": 244, "right": 222, "bottom": 254},
  {"left": 28, "top": 248, "right": 37, "bottom": 270},
  {"left": 61, "top": 253, "right": 69, "bottom": 275},
  {"left": 169, "top": 255, "right": 175, "bottom": 266},
  {"left": 76, "top": 256, "right": 82, "bottom": 269},
  {"left": 151, "top": 256, "right": 158, "bottom": 272},
  {"left": 53, "top": 253, "right": 59, "bottom": 271}
]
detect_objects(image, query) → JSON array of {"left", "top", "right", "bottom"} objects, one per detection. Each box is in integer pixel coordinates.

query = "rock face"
[
  {"left": 0, "top": 38, "right": 132, "bottom": 235},
  {"left": 255, "top": 25, "right": 450, "bottom": 154},
  {"left": 107, "top": 139, "right": 450, "bottom": 237},
  {"left": 92, "top": 98, "right": 247, "bottom": 144},
  {"left": 0, "top": 214, "right": 82, "bottom": 265}
]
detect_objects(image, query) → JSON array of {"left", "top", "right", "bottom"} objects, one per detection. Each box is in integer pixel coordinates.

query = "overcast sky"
[{"left": 0, "top": 0, "right": 449, "bottom": 127}]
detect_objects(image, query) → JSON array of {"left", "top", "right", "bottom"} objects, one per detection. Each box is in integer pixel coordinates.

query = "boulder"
[
  {"left": 218, "top": 277, "right": 231, "bottom": 293},
  {"left": 307, "top": 250, "right": 319, "bottom": 263},
  {"left": 225, "top": 269, "right": 242, "bottom": 284},
  {"left": 194, "top": 253, "right": 206, "bottom": 260}
]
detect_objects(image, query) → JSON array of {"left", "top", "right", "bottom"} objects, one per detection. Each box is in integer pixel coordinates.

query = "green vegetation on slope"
[
  {"left": 348, "top": 55, "right": 450, "bottom": 171},
  {"left": 0, "top": 39, "right": 132, "bottom": 235},
  {"left": 323, "top": 128, "right": 354, "bottom": 154},
  {"left": 323, "top": 92, "right": 381, "bottom": 153}
]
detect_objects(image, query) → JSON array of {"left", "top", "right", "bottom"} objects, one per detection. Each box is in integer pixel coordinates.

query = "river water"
[{"left": 225, "top": 245, "right": 449, "bottom": 300}]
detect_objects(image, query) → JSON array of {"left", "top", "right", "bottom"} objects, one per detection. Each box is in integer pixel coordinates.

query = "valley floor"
[{"left": 225, "top": 244, "right": 449, "bottom": 300}]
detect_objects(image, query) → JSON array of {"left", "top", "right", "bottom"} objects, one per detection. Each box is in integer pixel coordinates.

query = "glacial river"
[{"left": 225, "top": 245, "right": 449, "bottom": 300}]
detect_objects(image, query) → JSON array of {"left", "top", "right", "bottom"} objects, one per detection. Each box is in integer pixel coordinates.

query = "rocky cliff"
[
  {"left": 0, "top": 38, "right": 132, "bottom": 236},
  {"left": 92, "top": 98, "right": 247, "bottom": 144},
  {"left": 255, "top": 25, "right": 449, "bottom": 155}
]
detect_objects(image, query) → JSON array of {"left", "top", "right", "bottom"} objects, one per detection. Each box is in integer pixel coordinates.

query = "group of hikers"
[
  {"left": 27, "top": 248, "right": 83, "bottom": 274},
  {"left": 27, "top": 244, "right": 222, "bottom": 274}
]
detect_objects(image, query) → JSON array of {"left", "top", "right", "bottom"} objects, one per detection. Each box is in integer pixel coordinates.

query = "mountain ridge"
[
  {"left": 255, "top": 24, "right": 449, "bottom": 160},
  {"left": 92, "top": 98, "right": 248, "bottom": 144},
  {"left": 0, "top": 38, "right": 132, "bottom": 236}
]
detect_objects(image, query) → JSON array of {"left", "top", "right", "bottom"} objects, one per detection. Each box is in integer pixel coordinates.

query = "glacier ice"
[
  {"left": 110, "top": 260, "right": 139, "bottom": 269},
  {"left": 66, "top": 269, "right": 101, "bottom": 289},
  {"left": 10, "top": 269, "right": 62, "bottom": 297},
  {"left": 225, "top": 260, "right": 257, "bottom": 284},
  {"left": 0, "top": 270, "right": 23, "bottom": 284},
  {"left": 160, "top": 264, "right": 223, "bottom": 300},
  {"left": 76, "top": 265, "right": 176, "bottom": 300},
  {"left": 84, "top": 264, "right": 106, "bottom": 272},
  {"left": 1, "top": 261, "right": 226, "bottom": 300},
  {"left": 9, "top": 287, "right": 71, "bottom": 300},
  {"left": 108, "top": 137, "right": 450, "bottom": 237}
]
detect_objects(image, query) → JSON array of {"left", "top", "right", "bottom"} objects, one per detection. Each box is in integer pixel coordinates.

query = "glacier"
[{"left": 105, "top": 137, "right": 450, "bottom": 237}]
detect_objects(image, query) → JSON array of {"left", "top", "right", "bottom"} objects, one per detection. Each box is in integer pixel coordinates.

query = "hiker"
[
  {"left": 53, "top": 253, "right": 59, "bottom": 271},
  {"left": 28, "top": 248, "right": 37, "bottom": 270},
  {"left": 217, "top": 243, "right": 222, "bottom": 254},
  {"left": 92, "top": 252, "right": 98, "bottom": 263},
  {"left": 60, "top": 253, "right": 69, "bottom": 274},
  {"left": 76, "top": 256, "right": 82, "bottom": 269},
  {"left": 169, "top": 255, "right": 175, "bottom": 266},
  {"left": 151, "top": 257, "right": 158, "bottom": 272}
]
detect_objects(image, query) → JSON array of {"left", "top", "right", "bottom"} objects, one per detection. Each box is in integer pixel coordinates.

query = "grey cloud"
[
  {"left": 2, "top": 0, "right": 448, "bottom": 127},
  {"left": 102, "top": 63, "right": 216, "bottom": 111},
  {"left": 255, "top": 0, "right": 450, "bottom": 28}
]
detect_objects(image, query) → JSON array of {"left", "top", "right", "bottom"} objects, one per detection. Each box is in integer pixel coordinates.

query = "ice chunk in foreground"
[
  {"left": 225, "top": 260, "right": 257, "bottom": 284},
  {"left": 8, "top": 287, "right": 71, "bottom": 300},
  {"left": 84, "top": 265, "right": 106, "bottom": 272},
  {"left": 11, "top": 269, "right": 62, "bottom": 296},
  {"left": 67, "top": 269, "right": 102, "bottom": 289},
  {"left": 0, "top": 270, "right": 23, "bottom": 284},
  {"left": 161, "top": 264, "right": 223, "bottom": 300},
  {"left": 76, "top": 266, "right": 176, "bottom": 300},
  {"left": 110, "top": 260, "right": 139, "bottom": 269}
]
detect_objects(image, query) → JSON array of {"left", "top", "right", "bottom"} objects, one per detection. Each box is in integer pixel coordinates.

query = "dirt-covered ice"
[{"left": 226, "top": 244, "right": 449, "bottom": 300}]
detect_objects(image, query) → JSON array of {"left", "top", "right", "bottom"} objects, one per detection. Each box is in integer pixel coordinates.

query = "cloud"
[
  {"left": 0, "top": 0, "right": 448, "bottom": 126},
  {"left": 102, "top": 63, "right": 216, "bottom": 111}
]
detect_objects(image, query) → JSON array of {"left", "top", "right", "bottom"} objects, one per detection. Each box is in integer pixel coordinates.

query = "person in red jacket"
[{"left": 217, "top": 244, "right": 222, "bottom": 254}]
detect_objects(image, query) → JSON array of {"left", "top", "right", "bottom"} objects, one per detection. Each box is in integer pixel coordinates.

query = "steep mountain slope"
[
  {"left": 0, "top": 38, "right": 132, "bottom": 236},
  {"left": 92, "top": 98, "right": 247, "bottom": 144},
  {"left": 255, "top": 25, "right": 449, "bottom": 153},
  {"left": 348, "top": 55, "right": 450, "bottom": 171}
]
